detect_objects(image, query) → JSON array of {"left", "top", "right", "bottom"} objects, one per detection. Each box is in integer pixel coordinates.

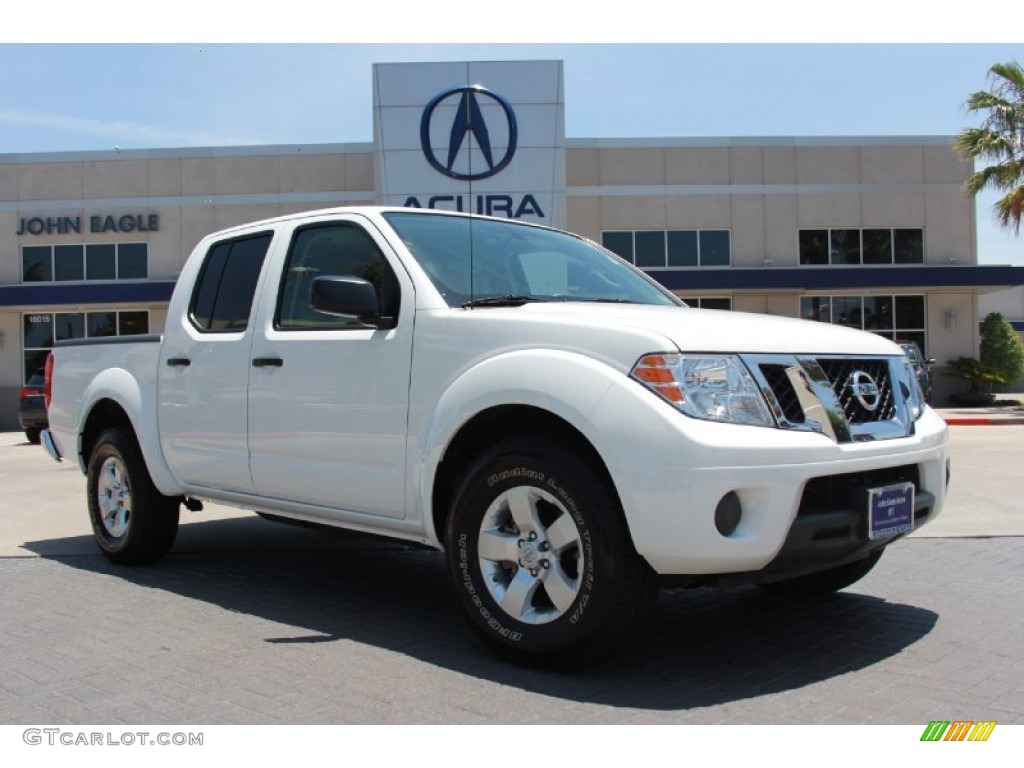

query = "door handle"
[
  {"left": 166, "top": 357, "right": 191, "bottom": 367},
  {"left": 252, "top": 357, "right": 284, "bottom": 368}
]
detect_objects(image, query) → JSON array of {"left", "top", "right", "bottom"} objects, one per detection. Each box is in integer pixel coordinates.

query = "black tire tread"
[
  {"left": 447, "top": 435, "right": 658, "bottom": 670},
  {"left": 87, "top": 427, "right": 179, "bottom": 565}
]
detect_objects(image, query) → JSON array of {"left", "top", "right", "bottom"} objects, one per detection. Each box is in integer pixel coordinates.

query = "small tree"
[{"left": 980, "top": 311, "right": 1024, "bottom": 386}]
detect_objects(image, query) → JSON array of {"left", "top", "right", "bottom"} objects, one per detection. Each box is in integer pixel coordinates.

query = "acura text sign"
[{"left": 372, "top": 60, "right": 567, "bottom": 227}]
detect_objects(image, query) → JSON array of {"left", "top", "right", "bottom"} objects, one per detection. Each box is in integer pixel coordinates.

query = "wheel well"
[
  {"left": 432, "top": 405, "right": 620, "bottom": 546},
  {"left": 80, "top": 399, "right": 136, "bottom": 466}
]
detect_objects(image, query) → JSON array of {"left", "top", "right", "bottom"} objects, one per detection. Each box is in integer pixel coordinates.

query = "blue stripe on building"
[
  {"left": 0, "top": 282, "right": 177, "bottom": 307},
  {"left": 646, "top": 265, "right": 1024, "bottom": 292}
]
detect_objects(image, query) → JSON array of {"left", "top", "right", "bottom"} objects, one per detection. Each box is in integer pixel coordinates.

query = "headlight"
[
  {"left": 903, "top": 361, "right": 925, "bottom": 421},
  {"left": 630, "top": 353, "right": 775, "bottom": 427}
]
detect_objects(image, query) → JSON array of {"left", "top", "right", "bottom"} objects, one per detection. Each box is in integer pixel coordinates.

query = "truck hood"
[{"left": 508, "top": 302, "right": 903, "bottom": 357}]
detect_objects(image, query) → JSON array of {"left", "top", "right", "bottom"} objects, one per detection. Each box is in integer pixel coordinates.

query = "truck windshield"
[{"left": 382, "top": 212, "right": 682, "bottom": 308}]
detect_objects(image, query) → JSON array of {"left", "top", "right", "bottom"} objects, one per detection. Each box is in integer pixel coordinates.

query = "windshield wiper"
[
  {"left": 462, "top": 295, "right": 548, "bottom": 308},
  {"left": 569, "top": 298, "right": 636, "bottom": 304}
]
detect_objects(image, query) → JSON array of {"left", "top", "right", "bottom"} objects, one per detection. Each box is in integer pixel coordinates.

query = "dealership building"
[{"left": 2, "top": 59, "right": 1022, "bottom": 427}]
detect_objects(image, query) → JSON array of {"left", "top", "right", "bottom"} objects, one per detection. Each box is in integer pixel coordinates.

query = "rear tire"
[
  {"left": 86, "top": 428, "right": 180, "bottom": 565},
  {"left": 24, "top": 428, "right": 41, "bottom": 445},
  {"left": 446, "top": 436, "right": 658, "bottom": 669},
  {"left": 759, "top": 549, "right": 884, "bottom": 597}
]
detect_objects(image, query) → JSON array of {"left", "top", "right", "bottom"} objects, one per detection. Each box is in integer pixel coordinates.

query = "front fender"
[{"left": 415, "top": 349, "right": 630, "bottom": 545}]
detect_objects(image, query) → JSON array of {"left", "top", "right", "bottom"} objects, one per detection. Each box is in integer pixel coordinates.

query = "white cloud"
[{"left": 0, "top": 107, "right": 265, "bottom": 148}]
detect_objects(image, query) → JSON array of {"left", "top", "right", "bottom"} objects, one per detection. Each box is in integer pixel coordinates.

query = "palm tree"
[{"left": 955, "top": 61, "right": 1024, "bottom": 234}]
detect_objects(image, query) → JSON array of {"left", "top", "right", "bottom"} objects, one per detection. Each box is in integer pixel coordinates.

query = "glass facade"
[
  {"left": 800, "top": 294, "right": 927, "bottom": 353},
  {"left": 602, "top": 230, "right": 731, "bottom": 268},
  {"left": 686, "top": 297, "right": 732, "bottom": 311},
  {"left": 21, "top": 243, "right": 148, "bottom": 282},
  {"left": 22, "top": 310, "right": 149, "bottom": 383},
  {"left": 799, "top": 229, "right": 924, "bottom": 266}
]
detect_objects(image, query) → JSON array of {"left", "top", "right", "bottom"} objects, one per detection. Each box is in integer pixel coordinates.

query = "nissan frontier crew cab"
[{"left": 42, "top": 206, "right": 949, "bottom": 668}]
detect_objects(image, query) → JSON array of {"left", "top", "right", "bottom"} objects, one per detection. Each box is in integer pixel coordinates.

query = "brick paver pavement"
[{"left": 1, "top": 530, "right": 1021, "bottom": 725}]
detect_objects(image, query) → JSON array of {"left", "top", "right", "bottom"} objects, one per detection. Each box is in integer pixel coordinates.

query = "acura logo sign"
[
  {"left": 848, "top": 371, "right": 881, "bottom": 412},
  {"left": 420, "top": 85, "right": 518, "bottom": 181}
]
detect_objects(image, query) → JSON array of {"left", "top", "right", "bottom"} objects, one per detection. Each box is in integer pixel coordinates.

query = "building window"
[
  {"left": 799, "top": 229, "right": 924, "bottom": 266},
  {"left": 21, "top": 243, "right": 149, "bottom": 282},
  {"left": 22, "top": 310, "right": 150, "bottom": 383},
  {"left": 800, "top": 294, "right": 927, "bottom": 352},
  {"left": 602, "top": 230, "right": 731, "bottom": 268},
  {"left": 685, "top": 297, "right": 732, "bottom": 311}
]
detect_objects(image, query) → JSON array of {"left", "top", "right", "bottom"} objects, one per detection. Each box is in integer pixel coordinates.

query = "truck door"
[
  {"left": 247, "top": 218, "right": 414, "bottom": 519},
  {"left": 158, "top": 232, "right": 273, "bottom": 493}
]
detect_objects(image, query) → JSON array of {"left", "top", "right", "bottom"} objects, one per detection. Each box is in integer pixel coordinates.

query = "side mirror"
[{"left": 310, "top": 276, "right": 394, "bottom": 329}]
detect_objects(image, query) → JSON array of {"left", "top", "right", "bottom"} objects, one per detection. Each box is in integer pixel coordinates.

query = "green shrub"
[
  {"left": 980, "top": 312, "right": 1024, "bottom": 386},
  {"left": 947, "top": 356, "right": 1003, "bottom": 395}
]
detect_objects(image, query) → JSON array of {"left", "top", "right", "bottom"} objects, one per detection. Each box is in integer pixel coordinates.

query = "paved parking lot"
[{"left": 0, "top": 428, "right": 1022, "bottom": 725}]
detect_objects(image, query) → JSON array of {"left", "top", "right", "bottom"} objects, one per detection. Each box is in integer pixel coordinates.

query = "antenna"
[{"left": 467, "top": 83, "right": 475, "bottom": 307}]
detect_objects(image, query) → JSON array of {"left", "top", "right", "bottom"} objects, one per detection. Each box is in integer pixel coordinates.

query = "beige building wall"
[
  {"left": 5, "top": 146, "right": 376, "bottom": 282},
  {"left": 0, "top": 137, "right": 995, "bottom": 424},
  {"left": 0, "top": 145, "right": 376, "bottom": 427},
  {"left": 566, "top": 138, "right": 981, "bottom": 405},
  {"left": 569, "top": 140, "right": 975, "bottom": 265},
  {"left": 0, "top": 311, "right": 21, "bottom": 405}
]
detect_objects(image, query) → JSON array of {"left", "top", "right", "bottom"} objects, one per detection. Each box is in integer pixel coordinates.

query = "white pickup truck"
[{"left": 42, "top": 206, "right": 949, "bottom": 668}]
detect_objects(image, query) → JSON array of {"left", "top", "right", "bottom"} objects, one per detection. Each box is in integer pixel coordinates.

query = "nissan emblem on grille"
[{"left": 848, "top": 370, "right": 881, "bottom": 412}]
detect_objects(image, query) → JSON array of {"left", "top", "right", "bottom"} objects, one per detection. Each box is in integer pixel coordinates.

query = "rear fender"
[{"left": 78, "top": 368, "right": 182, "bottom": 497}]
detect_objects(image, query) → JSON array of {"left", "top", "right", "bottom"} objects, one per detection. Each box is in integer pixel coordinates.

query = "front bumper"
[
  {"left": 586, "top": 382, "right": 950, "bottom": 578},
  {"left": 723, "top": 469, "right": 937, "bottom": 586}
]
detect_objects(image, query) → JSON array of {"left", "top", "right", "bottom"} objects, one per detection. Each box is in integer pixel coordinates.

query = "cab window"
[
  {"left": 275, "top": 224, "right": 400, "bottom": 330},
  {"left": 189, "top": 233, "right": 272, "bottom": 333}
]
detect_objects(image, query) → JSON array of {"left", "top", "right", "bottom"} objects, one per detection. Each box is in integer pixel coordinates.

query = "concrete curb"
[
  {"left": 943, "top": 415, "right": 1024, "bottom": 426},
  {"left": 937, "top": 395, "right": 1024, "bottom": 425}
]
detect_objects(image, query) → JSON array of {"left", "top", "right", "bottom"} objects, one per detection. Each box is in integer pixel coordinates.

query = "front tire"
[
  {"left": 86, "top": 428, "right": 180, "bottom": 564},
  {"left": 446, "top": 437, "right": 657, "bottom": 669},
  {"left": 759, "top": 549, "right": 885, "bottom": 597}
]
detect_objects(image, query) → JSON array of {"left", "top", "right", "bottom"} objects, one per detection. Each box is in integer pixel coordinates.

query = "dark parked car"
[
  {"left": 18, "top": 369, "right": 47, "bottom": 444},
  {"left": 899, "top": 341, "right": 935, "bottom": 405}
]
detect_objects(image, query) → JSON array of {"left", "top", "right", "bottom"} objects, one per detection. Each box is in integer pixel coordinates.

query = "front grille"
[
  {"left": 759, "top": 364, "right": 805, "bottom": 423},
  {"left": 743, "top": 353, "right": 914, "bottom": 443},
  {"left": 816, "top": 358, "right": 895, "bottom": 423}
]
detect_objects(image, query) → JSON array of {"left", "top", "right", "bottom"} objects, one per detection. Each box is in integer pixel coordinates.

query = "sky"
[
  {"left": 2, "top": 8, "right": 1024, "bottom": 759},
  {"left": 2, "top": 6, "right": 1022, "bottom": 266}
]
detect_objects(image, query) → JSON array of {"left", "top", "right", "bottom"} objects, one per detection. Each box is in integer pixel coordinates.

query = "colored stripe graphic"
[
  {"left": 921, "top": 721, "right": 949, "bottom": 741},
  {"left": 920, "top": 721, "right": 997, "bottom": 742},
  {"left": 945, "top": 721, "right": 974, "bottom": 741},
  {"left": 968, "top": 722, "right": 997, "bottom": 742}
]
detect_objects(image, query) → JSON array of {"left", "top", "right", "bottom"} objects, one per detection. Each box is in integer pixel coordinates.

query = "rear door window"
[{"left": 189, "top": 233, "right": 272, "bottom": 332}]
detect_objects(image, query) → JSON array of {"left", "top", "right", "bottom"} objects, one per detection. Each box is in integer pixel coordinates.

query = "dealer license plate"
[{"left": 868, "top": 482, "right": 915, "bottom": 540}]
